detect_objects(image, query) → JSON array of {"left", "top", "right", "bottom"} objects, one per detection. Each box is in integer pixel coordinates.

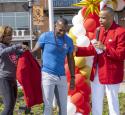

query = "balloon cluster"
[
  {"left": 65, "top": 57, "right": 91, "bottom": 115},
  {"left": 66, "top": 3, "right": 100, "bottom": 115},
  {"left": 68, "top": 7, "right": 100, "bottom": 47}
]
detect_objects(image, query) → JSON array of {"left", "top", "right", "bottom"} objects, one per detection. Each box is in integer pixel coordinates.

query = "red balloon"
[
  {"left": 77, "top": 107, "right": 84, "bottom": 114},
  {"left": 80, "top": 82, "right": 91, "bottom": 95},
  {"left": 90, "top": 14, "right": 100, "bottom": 25},
  {"left": 68, "top": 82, "right": 77, "bottom": 96},
  {"left": 75, "top": 74, "right": 86, "bottom": 89},
  {"left": 86, "top": 32, "right": 94, "bottom": 40},
  {"left": 77, "top": 102, "right": 91, "bottom": 115},
  {"left": 71, "top": 92, "right": 84, "bottom": 107},
  {"left": 81, "top": 6, "right": 99, "bottom": 20},
  {"left": 65, "top": 65, "right": 80, "bottom": 82},
  {"left": 84, "top": 94, "right": 91, "bottom": 102},
  {"left": 83, "top": 18, "right": 96, "bottom": 32},
  {"left": 81, "top": 6, "right": 100, "bottom": 33},
  {"left": 75, "top": 66, "right": 80, "bottom": 74},
  {"left": 83, "top": 103, "right": 91, "bottom": 115},
  {"left": 65, "top": 64, "right": 70, "bottom": 82},
  {"left": 81, "top": 7, "right": 87, "bottom": 17}
]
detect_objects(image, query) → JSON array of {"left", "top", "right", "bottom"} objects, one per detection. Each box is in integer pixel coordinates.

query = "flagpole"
[
  {"left": 28, "top": 0, "right": 33, "bottom": 49},
  {"left": 48, "top": 0, "right": 54, "bottom": 31},
  {"left": 48, "top": 0, "right": 57, "bottom": 108}
]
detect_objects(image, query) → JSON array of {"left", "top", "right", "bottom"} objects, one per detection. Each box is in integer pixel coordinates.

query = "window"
[
  {"left": 53, "top": 0, "right": 81, "bottom": 7},
  {"left": 16, "top": 15, "right": 29, "bottom": 29},
  {"left": 0, "top": 12, "right": 29, "bottom": 29},
  {"left": 0, "top": 0, "right": 26, "bottom": 3}
]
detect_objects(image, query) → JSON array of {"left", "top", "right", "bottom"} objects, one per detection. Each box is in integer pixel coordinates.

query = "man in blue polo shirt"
[{"left": 32, "top": 18, "right": 75, "bottom": 115}]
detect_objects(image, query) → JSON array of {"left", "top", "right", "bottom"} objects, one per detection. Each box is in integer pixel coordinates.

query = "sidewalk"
[{"left": 119, "top": 81, "right": 125, "bottom": 93}]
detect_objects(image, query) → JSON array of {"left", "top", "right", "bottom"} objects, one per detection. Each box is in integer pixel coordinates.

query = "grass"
[
  {"left": 103, "top": 93, "right": 125, "bottom": 115},
  {"left": 0, "top": 89, "right": 125, "bottom": 115}
]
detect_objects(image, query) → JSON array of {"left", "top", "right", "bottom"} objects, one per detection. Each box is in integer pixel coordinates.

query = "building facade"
[
  {"left": 0, "top": 0, "right": 81, "bottom": 47},
  {"left": 40, "top": 0, "right": 81, "bottom": 32}
]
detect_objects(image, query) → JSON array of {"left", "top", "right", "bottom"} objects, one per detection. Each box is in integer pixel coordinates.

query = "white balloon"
[
  {"left": 72, "top": 15, "right": 84, "bottom": 26},
  {"left": 76, "top": 35, "right": 90, "bottom": 47},
  {"left": 72, "top": 24, "right": 86, "bottom": 37},
  {"left": 75, "top": 112, "right": 83, "bottom": 115},
  {"left": 78, "top": 9, "right": 84, "bottom": 20},
  {"left": 67, "top": 96, "right": 71, "bottom": 102},
  {"left": 67, "top": 101, "right": 76, "bottom": 115}
]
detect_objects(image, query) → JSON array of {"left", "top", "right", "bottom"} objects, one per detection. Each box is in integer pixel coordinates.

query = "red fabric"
[
  {"left": 16, "top": 50, "right": 43, "bottom": 107},
  {"left": 76, "top": 22, "right": 125, "bottom": 84}
]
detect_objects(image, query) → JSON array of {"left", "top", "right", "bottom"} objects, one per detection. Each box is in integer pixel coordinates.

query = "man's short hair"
[
  {"left": 101, "top": 7, "right": 115, "bottom": 16},
  {"left": 56, "top": 18, "right": 68, "bottom": 26}
]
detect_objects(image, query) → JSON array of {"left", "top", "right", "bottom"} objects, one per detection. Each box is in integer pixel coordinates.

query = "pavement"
[{"left": 119, "top": 81, "right": 125, "bottom": 93}]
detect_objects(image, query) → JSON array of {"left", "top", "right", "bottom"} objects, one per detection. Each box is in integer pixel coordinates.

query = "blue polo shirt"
[{"left": 37, "top": 31, "right": 74, "bottom": 76}]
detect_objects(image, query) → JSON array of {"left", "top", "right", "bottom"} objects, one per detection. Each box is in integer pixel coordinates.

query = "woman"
[{"left": 0, "top": 26, "right": 28, "bottom": 115}]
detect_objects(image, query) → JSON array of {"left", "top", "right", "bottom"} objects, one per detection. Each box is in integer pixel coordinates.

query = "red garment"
[
  {"left": 16, "top": 50, "right": 43, "bottom": 107},
  {"left": 76, "top": 22, "right": 125, "bottom": 84}
]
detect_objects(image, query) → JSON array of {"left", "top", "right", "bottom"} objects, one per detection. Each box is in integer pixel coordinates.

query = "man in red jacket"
[{"left": 75, "top": 7, "right": 125, "bottom": 115}]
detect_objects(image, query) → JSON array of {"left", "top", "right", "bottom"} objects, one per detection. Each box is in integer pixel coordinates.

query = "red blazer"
[
  {"left": 16, "top": 50, "right": 43, "bottom": 107},
  {"left": 76, "top": 22, "right": 125, "bottom": 84}
]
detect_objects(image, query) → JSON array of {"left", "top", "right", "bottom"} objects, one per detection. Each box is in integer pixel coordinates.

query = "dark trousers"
[{"left": 0, "top": 78, "right": 17, "bottom": 115}]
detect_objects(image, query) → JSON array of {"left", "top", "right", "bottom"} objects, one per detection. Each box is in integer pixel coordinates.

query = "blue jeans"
[
  {"left": 0, "top": 78, "right": 17, "bottom": 115},
  {"left": 42, "top": 72, "right": 68, "bottom": 115}
]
